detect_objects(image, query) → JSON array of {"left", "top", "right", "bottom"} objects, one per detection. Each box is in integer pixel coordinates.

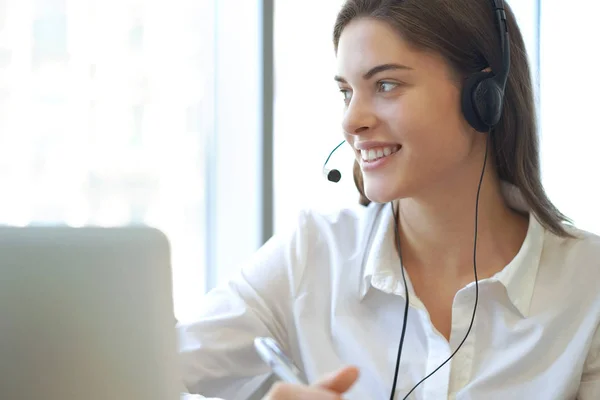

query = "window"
[
  {"left": 273, "top": 0, "right": 356, "bottom": 234},
  {"left": 0, "top": 0, "right": 212, "bottom": 322},
  {"left": 539, "top": 1, "right": 600, "bottom": 234}
]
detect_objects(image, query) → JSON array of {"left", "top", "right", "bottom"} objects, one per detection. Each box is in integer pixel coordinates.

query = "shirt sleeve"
[
  {"left": 578, "top": 323, "right": 600, "bottom": 399},
  {"left": 177, "top": 211, "right": 311, "bottom": 399}
]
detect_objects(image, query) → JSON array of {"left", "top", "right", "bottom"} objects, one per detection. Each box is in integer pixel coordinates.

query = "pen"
[{"left": 254, "top": 337, "right": 307, "bottom": 385}]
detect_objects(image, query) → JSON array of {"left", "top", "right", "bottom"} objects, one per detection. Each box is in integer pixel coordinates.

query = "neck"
[{"left": 396, "top": 146, "right": 528, "bottom": 279}]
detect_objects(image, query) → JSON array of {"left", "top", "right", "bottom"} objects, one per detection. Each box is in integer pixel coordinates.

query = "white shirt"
[{"left": 178, "top": 184, "right": 600, "bottom": 399}]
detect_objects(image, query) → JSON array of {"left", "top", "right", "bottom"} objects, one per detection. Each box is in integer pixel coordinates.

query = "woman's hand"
[{"left": 263, "top": 366, "right": 359, "bottom": 399}]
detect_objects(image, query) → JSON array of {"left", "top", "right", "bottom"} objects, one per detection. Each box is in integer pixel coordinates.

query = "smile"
[{"left": 360, "top": 145, "right": 401, "bottom": 162}]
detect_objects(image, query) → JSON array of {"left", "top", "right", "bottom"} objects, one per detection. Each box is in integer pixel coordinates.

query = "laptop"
[{"left": 0, "top": 226, "right": 181, "bottom": 400}]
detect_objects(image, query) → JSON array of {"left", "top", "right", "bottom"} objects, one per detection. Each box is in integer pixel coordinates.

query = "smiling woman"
[
  {"left": 178, "top": 1, "right": 600, "bottom": 400},
  {"left": 332, "top": 4, "right": 569, "bottom": 239}
]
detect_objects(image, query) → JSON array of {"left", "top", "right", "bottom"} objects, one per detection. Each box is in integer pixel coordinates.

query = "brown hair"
[{"left": 334, "top": 0, "right": 573, "bottom": 237}]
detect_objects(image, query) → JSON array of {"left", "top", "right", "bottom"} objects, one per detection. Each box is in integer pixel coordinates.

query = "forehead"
[{"left": 336, "top": 18, "right": 448, "bottom": 79}]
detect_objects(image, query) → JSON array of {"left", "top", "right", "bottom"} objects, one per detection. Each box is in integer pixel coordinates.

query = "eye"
[
  {"left": 377, "top": 81, "right": 398, "bottom": 92},
  {"left": 339, "top": 88, "right": 352, "bottom": 105}
]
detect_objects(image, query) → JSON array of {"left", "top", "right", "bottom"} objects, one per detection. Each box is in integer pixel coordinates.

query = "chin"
[{"left": 363, "top": 181, "right": 408, "bottom": 204}]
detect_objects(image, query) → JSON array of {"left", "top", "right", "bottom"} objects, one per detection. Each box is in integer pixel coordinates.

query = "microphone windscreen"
[{"left": 327, "top": 169, "right": 341, "bottom": 183}]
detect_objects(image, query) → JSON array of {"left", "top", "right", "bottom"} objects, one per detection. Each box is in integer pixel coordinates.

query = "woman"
[{"left": 178, "top": 0, "right": 600, "bottom": 398}]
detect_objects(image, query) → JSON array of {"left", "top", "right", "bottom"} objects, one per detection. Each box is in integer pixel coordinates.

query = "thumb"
[{"left": 315, "top": 366, "right": 360, "bottom": 393}]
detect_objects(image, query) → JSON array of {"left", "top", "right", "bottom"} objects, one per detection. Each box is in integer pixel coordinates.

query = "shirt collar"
[
  {"left": 360, "top": 203, "right": 400, "bottom": 299},
  {"left": 359, "top": 182, "right": 546, "bottom": 318}
]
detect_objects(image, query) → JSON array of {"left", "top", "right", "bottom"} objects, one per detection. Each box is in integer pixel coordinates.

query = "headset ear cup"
[
  {"left": 461, "top": 71, "right": 494, "bottom": 133},
  {"left": 474, "top": 79, "right": 505, "bottom": 128}
]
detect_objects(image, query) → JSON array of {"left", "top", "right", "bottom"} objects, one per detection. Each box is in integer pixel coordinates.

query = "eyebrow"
[{"left": 334, "top": 63, "right": 413, "bottom": 83}]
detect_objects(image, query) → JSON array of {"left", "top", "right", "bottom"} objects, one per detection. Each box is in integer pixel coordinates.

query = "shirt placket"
[
  {"left": 422, "top": 335, "right": 452, "bottom": 399},
  {"left": 447, "top": 286, "right": 477, "bottom": 398},
  {"left": 403, "top": 296, "right": 451, "bottom": 400}
]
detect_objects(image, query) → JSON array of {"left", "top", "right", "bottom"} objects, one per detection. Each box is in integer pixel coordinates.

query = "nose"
[{"left": 341, "top": 95, "right": 377, "bottom": 136}]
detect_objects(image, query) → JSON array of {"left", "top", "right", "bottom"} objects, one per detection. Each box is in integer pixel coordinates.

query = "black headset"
[
  {"left": 323, "top": 1, "right": 510, "bottom": 399},
  {"left": 461, "top": 0, "right": 510, "bottom": 133}
]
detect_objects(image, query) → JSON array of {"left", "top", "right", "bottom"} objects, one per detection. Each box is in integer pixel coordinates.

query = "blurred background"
[{"left": 0, "top": 0, "right": 597, "bottom": 323}]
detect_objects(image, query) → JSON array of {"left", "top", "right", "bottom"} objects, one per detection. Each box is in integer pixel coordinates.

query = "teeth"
[{"left": 360, "top": 145, "right": 400, "bottom": 162}]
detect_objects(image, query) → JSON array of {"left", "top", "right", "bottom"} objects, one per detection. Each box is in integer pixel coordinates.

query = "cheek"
[
  {"left": 388, "top": 85, "right": 459, "bottom": 130},
  {"left": 391, "top": 90, "right": 471, "bottom": 167},
  {"left": 417, "top": 85, "right": 462, "bottom": 129}
]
